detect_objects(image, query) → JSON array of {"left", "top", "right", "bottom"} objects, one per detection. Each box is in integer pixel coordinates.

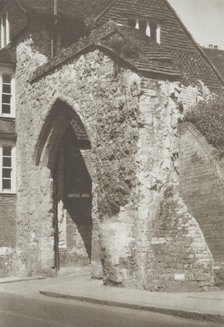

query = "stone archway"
[
  {"left": 34, "top": 98, "right": 90, "bottom": 168},
  {"left": 35, "top": 99, "right": 93, "bottom": 274}
]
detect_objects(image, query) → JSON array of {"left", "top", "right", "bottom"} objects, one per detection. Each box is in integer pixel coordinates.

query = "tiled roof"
[
  {"left": 0, "top": 118, "right": 16, "bottom": 139},
  {"left": 2, "top": 0, "right": 223, "bottom": 90},
  {"left": 2, "top": 0, "right": 111, "bottom": 42},
  {"left": 17, "top": 0, "right": 111, "bottom": 20},
  {"left": 0, "top": 46, "right": 16, "bottom": 65},
  {"left": 96, "top": 0, "right": 224, "bottom": 90},
  {"left": 96, "top": 0, "right": 199, "bottom": 52},
  {"left": 104, "top": 25, "right": 179, "bottom": 76},
  {"left": 31, "top": 21, "right": 180, "bottom": 82},
  {"left": 116, "top": 25, "right": 172, "bottom": 61},
  {"left": 203, "top": 48, "right": 224, "bottom": 81}
]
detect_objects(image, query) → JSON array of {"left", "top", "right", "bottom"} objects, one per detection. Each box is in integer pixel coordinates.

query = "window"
[
  {"left": 128, "top": 18, "right": 161, "bottom": 44},
  {"left": 2, "top": 74, "right": 11, "bottom": 115},
  {"left": 139, "top": 20, "right": 147, "bottom": 32},
  {"left": 0, "top": 70, "right": 15, "bottom": 117},
  {"left": 0, "top": 143, "right": 16, "bottom": 193},
  {"left": 0, "top": 11, "right": 10, "bottom": 48},
  {"left": 127, "top": 18, "right": 135, "bottom": 28}
]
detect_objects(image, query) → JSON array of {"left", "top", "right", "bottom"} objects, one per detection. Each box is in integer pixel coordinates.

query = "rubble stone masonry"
[{"left": 7, "top": 26, "right": 220, "bottom": 291}]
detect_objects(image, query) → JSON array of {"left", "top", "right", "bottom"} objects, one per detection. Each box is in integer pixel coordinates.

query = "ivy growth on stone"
[{"left": 95, "top": 77, "right": 139, "bottom": 217}]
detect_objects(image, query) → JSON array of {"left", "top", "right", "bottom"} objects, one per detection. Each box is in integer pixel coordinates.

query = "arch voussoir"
[{"left": 34, "top": 98, "right": 91, "bottom": 168}]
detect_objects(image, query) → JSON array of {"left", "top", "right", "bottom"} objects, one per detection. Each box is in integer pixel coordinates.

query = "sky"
[{"left": 168, "top": 0, "right": 224, "bottom": 49}]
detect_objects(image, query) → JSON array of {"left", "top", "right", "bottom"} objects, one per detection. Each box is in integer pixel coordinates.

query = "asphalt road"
[{"left": 0, "top": 293, "right": 220, "bottom": 327}]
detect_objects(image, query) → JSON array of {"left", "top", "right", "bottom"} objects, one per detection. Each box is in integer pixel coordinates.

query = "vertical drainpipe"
[{"left": 51, "top": 0, "right": 58, "bottom": 58}]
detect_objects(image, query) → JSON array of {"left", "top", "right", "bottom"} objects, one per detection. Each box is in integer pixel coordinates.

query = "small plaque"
[
  {"left": 174, "top": 273, "right": 185, "bottom": 281},
  {"left": 68, "top": 193, "right": 90, "bottom": 198}
]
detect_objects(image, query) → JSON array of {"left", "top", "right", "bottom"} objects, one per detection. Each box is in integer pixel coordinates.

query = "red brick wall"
[
  {"left": 0, "top": 194, "right": 16, "bottom": 248},
  {"left": 179, "top": 122, "right": 224, "bottom": 265},
  {"left": 0, "top": 194, "right": 16, "bottom": 277},
  {"left": 150, "top": 187, "right": 214, "bottom": 292}
]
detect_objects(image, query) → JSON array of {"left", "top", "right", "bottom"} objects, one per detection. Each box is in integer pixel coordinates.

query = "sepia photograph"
[{"left": 0, "top": 0, "right": 223, "bottom": 326}]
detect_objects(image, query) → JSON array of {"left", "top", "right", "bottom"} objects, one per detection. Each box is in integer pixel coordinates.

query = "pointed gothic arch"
[
  {"left": 34, "top": 98, "right": 91, "bottom": 169},
  {"left": 34, "top": 98, "right": 93, "bottom": 272}
]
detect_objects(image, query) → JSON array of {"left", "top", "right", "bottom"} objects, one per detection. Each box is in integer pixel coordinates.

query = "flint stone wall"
[{"left": 13, "top": 31, "right": 214, "bottom": 290}]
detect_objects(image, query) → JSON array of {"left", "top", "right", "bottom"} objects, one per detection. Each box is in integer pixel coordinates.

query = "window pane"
[
  {"left": 3, "top": 179, "right": 11, "bottom": 190},
  {"left": 2, "top": 94, "right": 11, "bottom": 104},
  {"left": 128, "top": 18, "right": 135, "bottom": 28},
  {"left": 3, "top": 168, "right": 11, "bottom": 178},
  {"left": 150, "top": 22, "right": 157, "bottom": 41},
  {"left": 139, "top": 21, "right": 146, "bottom": 32},
  {"left": 2, "top": 104, "right": 11, "bottom": 114},
  {"left": 2, "top": 74, "right": 11, "bottom": 84},
  {"left": 3, "top": 147, "right": 11, "bottom": 156},
  {"left": 3, "top": 84, "right": 11, "bottom": 94},
  {"left": 3, "top": 157, "right": 11, "bottom": 167}
]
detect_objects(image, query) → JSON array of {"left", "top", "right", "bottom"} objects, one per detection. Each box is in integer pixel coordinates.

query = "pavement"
[
  {"left": 0, "top": 276, "right": 45, "bottom": 284},
  {"left": 1, "top": 274, "right": 224, "bottom": 324}
]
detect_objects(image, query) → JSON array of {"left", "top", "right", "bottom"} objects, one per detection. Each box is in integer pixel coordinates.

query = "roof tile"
[
  {"left": 0, "top": 46, "right": 16, "bottom": 65},
  {"left": 17, "top": 0, "right": 111, "bottom": 20},
  {"left": 96, "top": 0, "right": 224, "bottom": 89},
  {"left": 31, "top": 21, "right": 179, "bottom": 82},
  {"left": 203, "top": 48, "right": 224, "bottom": 81}
]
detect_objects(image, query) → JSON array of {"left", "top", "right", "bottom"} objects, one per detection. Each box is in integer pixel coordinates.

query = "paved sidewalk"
[
  {"left": 0, "top": 274, "right": 224, "bottom": 323},
  {"left": 39, "top": 276, "right": 224, "bottom": 323},
  {"left": 0, "top": 276, "right": 45, "bottom": 284}
]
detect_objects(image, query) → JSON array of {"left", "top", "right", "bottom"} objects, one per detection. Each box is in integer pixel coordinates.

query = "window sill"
[
  {"left": 0, "top": 192, "right": 16, "bottom": 196},
  {"left": 0, "top": 116, "right": 15, "bottom": 122}
]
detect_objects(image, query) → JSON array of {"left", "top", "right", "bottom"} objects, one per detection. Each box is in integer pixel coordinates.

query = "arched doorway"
[
  {"left": 53, "top": 126, "right": 92, "bottom": 271},
  {"left": 35, "top": 99, "right": 92, "bottom": 274}
]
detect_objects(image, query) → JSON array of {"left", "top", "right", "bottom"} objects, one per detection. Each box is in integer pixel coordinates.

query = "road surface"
[{"left": 0, "top": 292, "right": 219, "bottom": 327}]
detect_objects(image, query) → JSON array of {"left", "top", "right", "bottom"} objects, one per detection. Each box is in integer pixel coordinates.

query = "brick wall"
[
  {"left": 149, "top": 187, "right": 214, "bottom": 291},
  {"left": 0, "top": 194, "right": 16, "bottom": 277},
  {"left": 179, "top": 122, "right": 224, "bottom": 283},
  {"left": 0, "top": 194, "right": 16, "bottom": 248}
]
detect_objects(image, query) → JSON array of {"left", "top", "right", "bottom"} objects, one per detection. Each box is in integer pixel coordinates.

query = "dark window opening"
[
  {"left": 139, "top": 20, "right": 147, "bottom": 34},
  {"left": 127, "top": 17, "right": 161, "bottom": 43},
  {"left": 128, "top": 18, "right": 136, "bottom": 28},
  {"left": 150, "top": 21, "right": 157, "bottom": 42}
]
